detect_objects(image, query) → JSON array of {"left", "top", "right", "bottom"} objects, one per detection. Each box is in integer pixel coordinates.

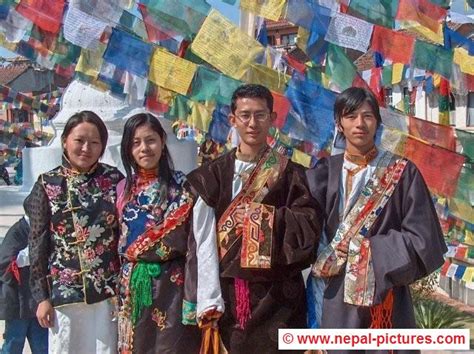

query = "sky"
[{"left": 0, "top": 0, "right": 471, "bottom": 59}]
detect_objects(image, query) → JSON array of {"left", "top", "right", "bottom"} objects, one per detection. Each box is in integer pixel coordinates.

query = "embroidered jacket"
[{"left": 25, "top": 161, "right": 123, "bottom": 307}]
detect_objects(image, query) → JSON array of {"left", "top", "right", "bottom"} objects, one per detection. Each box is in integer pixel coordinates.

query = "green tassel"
[{"left": 130, "top": 262, "right": 161, "bottom": 325}]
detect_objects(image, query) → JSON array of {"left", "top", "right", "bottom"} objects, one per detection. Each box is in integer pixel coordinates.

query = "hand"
[{"left": 37, "top": 300, "right": 55, "bottom": 328}]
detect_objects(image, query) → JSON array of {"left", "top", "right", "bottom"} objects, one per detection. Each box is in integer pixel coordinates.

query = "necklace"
[{"left": 235, "top": 145, "right": 268, "bottom": 163}]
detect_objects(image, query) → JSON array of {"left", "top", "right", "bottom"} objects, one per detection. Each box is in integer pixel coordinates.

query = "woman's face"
[
  {"left": 62, "top": 122, "right": 103, "bottom": 172},
  {"left": 131, "top": 124, "right": 164, "bottom": 171}
]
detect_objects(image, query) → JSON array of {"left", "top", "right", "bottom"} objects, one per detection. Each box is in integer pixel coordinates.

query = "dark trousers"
[{"left": 1, "top": 318, "right": 48, "bottom": 354}]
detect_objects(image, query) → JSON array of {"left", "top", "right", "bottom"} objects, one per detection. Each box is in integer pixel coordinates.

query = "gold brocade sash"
[
  {"left": 217, "top": 148, "right": 288, "bottom": 263},
  {"left": 311, "top": 151, "right": 408, "bottom": 306}
]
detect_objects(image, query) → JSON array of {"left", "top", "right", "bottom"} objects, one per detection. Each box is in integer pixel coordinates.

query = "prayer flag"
[
  {"left": 453, "top": 47, "right": 474, "bottom": 76},
  {"left": 370, "top": 26, "right": 415, "bottom": 64},
  {"left": 456, "top": 129, "right": 474, "bottom": 161},
  {"left": 190, "top": 66, "right": 242, "bottom": 105},
  {"left": 413, "top": 40, "right": 453, "bottom": 79},
  {"left": 190, "top": 9, "right": 264, "bottom": 80},
  {"left": 103, "top": 28, "right": 153, "bottom": 78},
  {"left": 396, "top": 0, "right": 447, "bottom": 33},
  {"left": 149, "top": 48, "right": 197, "bottom": 96},
  {"left": 324, "top": 12, "right": 373, "bottom": 52},
  {"left": 325, "top": 43, "right": 357, "bottom": 92},
  {"left": 16, "top": 0, "right": 64, "bottom": 34},
  {"left": 348, "top": 0, "right": 398, "bottom": 29},
  {"left": 408, "top": 116, "right": 456, "bottom": 151},
  {"left": 240, "top": 0, "right": 286, "bottom": 21},
  {"left": 404, "top": 137, "right": 465, "bottom": 197}
]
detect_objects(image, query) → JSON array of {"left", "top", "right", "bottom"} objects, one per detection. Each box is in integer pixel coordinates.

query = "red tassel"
[
  {"left": 234, "top": 278, "right": 251, "bottom": 329},
  {"left": 6, "top": 259, "right": 20, "bottom": 285}
]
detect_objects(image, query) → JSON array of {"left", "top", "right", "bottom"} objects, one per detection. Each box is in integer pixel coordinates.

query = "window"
[
  {"left": 280, "top": 33, "right": 297, "bottom": 46},
  {"left": 267, "top": 35, "right": 275, "bottom": 46}
]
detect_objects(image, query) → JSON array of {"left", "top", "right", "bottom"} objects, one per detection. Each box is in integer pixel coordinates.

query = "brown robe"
[
  {"left": 187, "top": 148, "right": 322, "bottom": 353},
  {"left": 306, "top": 154, "right": 447, "bottom": 354}
]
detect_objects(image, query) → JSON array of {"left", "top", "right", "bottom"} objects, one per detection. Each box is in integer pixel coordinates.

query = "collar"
[
  {"left": 61, "top": 154, "right": 99, "bottom": 176},
  {"left": 235, "top": 144, "right": 268, "bottom": 163},
  {"left": 344, "top": 146, "right": 378, "bottom": 166}
]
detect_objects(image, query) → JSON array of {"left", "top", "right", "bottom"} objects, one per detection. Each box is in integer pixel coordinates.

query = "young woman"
[
  {"left": 117, "top": 113, "right": 200, "bottom": 353},
  {"left": 25, "top": 111, "right": 123, "bottom": 353}
]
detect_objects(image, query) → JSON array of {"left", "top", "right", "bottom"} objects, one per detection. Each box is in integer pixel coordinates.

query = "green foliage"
[{"left": 414, "top": 299, "right": 474, "bottom": 329}]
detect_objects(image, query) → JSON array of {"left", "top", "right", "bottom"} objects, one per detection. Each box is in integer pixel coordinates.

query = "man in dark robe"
[
  {"left": 187, "top": 84, "right": 321, "bottom": 353},
  {"left": 306, "top": 87, "right": 447, "bottom": 354}
]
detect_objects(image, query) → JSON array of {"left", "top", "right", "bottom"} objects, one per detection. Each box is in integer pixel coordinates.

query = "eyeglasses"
[{"left": 234, "top": 112, "right": 271, "bottom": 124}]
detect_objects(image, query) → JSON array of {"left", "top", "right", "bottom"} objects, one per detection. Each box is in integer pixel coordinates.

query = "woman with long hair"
[
  {"left": 117, "top": 113, "right": 200, "bottom": 353},
  {"left": 25, "top": 111, "right": 123, "bottom": 353}
]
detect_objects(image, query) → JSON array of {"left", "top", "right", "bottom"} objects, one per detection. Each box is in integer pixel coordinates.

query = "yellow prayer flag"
[
  {"left": 392, "top": 63, "right": 404, "bottom": 84},
  {"left": 190, "top": 9, "right": 264, "bottom": 80},
  {"left": 149, "top": 48, "right": 197, "bottom": 96},
  {"left": 465, "top": 229, "right": 474, "bottom": 246},
  {"left": 0, "top": 33, "right": 16, "bottom": 52},
  {"left": 448, "top": 198, "right": 474, "bottom": 223},
  {"left": 453, "top": 47, "right": 474, "bottom": 75},
  {"left": 240, "top": 0, "right": 286, "bottom": 21},
  {"left": 380, "top": 127, "right": 408, "bottom": 156},
  {"left": 187, "top": 100, "right": 215, "bottom": 132},
  {"left": 462, "top": 267, "right": 474, "bottom": 283},
  {"left": 439, "top": 111, "right": 450, "bottom": 126},
  {"left": 242, "top": 64, "right": 290, "bottom": 94},
  {"left": 291, "top": 149, "right": 312, "bottom": 168},
  {"left": 432, "top": 73, "right": 441, "bottom": 87},
  {"left": 398, "top": 21, "right": 443, "bottom": 45},
  {"left": 156, "top": 86, "right": 176, "bottom": 105},
  {"left": 76, "top": 45, "right": 106, "bottom": 78},
  {"left": 297, "top": 27, "right": 309, "bottom": 53}
]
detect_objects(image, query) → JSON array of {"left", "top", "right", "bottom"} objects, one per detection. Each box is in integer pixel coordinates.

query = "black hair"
[
  {"left": 334, "top": 87, "right": 382, "bottom": 128},
  {"left": 230, "top": 84, "right": 274, "bottom": 113},
  {"left": 61, "top": 111, "right": 108, "bottom": 157},
  {"left": 120, "top": 113, "right": 174, "bottom": 199}
]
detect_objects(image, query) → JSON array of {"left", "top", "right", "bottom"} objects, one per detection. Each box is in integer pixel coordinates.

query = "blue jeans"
[{"left": 1, "top": 318, "right": 48, "bottom": 354}]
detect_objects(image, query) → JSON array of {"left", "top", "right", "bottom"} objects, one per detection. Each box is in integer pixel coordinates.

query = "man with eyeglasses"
[{"left": 187, "top": 84, "right": 321, "bottom": 353}]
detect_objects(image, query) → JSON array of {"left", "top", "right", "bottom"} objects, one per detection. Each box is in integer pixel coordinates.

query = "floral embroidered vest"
[{"left": 40, "top": 163, "right": 122, "bottom": 307}]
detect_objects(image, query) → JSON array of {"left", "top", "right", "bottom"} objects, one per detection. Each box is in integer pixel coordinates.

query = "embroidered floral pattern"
[
  {"left": 151, "top": 308, "right": 167, "bottom": 331},
  {"left": 35, "top": 163, "right": 122, "bottom": 307},
  {"left": 170, "top": 267, "right": 184, "bottom": 286}
]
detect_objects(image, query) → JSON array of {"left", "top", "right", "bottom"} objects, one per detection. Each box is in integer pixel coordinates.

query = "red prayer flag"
[
  {"left": 370, "top": 25, "right": 415, "bottom": 64},
  {"left": 404, "top": 137, "right": 465, "bottom": 197},
  {"left": 271, "top": 91, "right": 290, "bottom": 129},
  {"left": 16, "top": 0, "right": 65, "bottom": 34},
  {"left": 284, "top": 53, "right": 306, "bottom": 74},
  {"left": 396, "top": 0, "right": 447, "bottom": 33},
  {"left": 138, "top": 4, "right": 175, "bottom": 42},
  {"left": 145, "top": 85, "right": 169, "bottom": 114},
  {"left": 409, "top": 116, "right": 456, "bottom": 151}
]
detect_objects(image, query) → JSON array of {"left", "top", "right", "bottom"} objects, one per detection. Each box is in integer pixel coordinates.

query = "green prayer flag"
[
  {"left": 349, "top": 0, "right": 399, "bottom": 28},
  {"left": 413, "top": 40, "right": 453, "bottom": 79},
  {"left": 382, "top": 65, "right": 393, "bottom": 87},
  {"left": 456, "top": 129, "right": 474, "bottom": 161},
  {"left": 190, "top": 66, "right": 242, "bottom": 105},
  {"left": 325, "top": 43, "right": 356, "bottom": 91},
  {"left": 455, "top": 166, "right": 474, "bottom": 206}
]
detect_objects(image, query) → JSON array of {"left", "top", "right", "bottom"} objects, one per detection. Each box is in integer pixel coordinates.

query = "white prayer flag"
[
  {"left": 324, "top": 12, "right": 373, "bottom": 52},
  {"left": 64, "top": 6, "right": 108, "bottom": 50},
  {"left": 0, "top": 9, "right": 32, "bottom": 43}
]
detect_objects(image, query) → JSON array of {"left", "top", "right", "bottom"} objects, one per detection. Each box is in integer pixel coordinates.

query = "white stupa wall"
[{"left": 22, "top": 81, "right": 197, "bottom": 192}]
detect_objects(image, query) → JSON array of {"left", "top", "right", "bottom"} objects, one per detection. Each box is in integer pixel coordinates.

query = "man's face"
[
  {"left": 338, "top": 101, "right": 378, "bottom": 154},
  {"left": 229, "top": 97, "right": 275, "bottom": 148}
]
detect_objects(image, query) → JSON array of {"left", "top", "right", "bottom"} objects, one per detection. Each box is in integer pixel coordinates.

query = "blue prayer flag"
[{"left": 103, "top": 28, "right": 153, "bottom": 77}]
